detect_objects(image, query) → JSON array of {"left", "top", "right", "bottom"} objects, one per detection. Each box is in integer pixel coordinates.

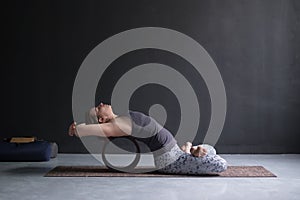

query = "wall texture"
[{"left": 2, "top": 0, "right": 300, "bottom": 153}]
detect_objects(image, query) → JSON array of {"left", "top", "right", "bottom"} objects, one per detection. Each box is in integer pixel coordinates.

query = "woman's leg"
[
  {"left": 160, "top": 153, "right": 227, "bottom": 174},
  {"left": 157, "top": 144, "right": 227, "bottom": 175}
]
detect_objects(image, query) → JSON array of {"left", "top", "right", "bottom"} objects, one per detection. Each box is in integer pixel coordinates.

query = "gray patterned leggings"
[{"left": 154, "top": 144, "right": 227, "bottom": 175}]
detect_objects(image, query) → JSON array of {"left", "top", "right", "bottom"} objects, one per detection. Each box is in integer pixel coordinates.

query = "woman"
[{"left": 68, "top": 103, "right": 227, "bottom": 174}]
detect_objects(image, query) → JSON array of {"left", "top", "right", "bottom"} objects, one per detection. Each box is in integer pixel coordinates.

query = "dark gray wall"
[{"left": 2, "top": 0, "right": 300, "bottom": 153}]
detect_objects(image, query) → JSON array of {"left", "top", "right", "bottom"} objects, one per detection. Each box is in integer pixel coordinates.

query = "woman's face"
[{"left": 95, "top": 103, "right": 114, "bottom": 123}]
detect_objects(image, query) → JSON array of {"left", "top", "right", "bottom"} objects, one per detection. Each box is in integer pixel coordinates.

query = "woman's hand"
[{"left": 68, "top": 122, "right": 78, "bottom": 137}]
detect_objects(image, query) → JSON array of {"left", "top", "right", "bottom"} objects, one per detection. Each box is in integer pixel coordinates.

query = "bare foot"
[
  {"left": 181, "top": 142, "right": 193, "bottom": 153},
  {"left": 191, "top": 145, "right": 207, "bottom": 157}
]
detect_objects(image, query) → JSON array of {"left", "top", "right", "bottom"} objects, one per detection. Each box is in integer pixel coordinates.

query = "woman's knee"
[
  {"left": 202, "top": 155, "right": 227, "bottom": 173},
  {"left": 213, "top": 156, "right": 228, "bottom": 173}
]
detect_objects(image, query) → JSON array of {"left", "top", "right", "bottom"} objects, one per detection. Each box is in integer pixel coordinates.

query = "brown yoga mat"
[{"left": 45, "top": 166, "right": 276, "bottom": 177}]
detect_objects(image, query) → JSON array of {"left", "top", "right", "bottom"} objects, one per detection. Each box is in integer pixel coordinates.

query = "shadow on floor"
[{"left": 3, "top": 166, "right": 54, "bottom": 176}]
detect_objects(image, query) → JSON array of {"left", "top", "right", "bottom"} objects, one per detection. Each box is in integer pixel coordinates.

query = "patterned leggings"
[{"left": 154, "top": 144, "right": 227, "bottom": 175}]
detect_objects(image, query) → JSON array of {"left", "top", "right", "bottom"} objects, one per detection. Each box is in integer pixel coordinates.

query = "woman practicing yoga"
[{"left": 68, "top": 103, "right": 227, "bottom": 174}]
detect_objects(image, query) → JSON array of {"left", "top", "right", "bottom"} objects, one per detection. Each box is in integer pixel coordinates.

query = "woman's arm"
[{"left": 72, "top": 116, "right": 132, "bottom": 138}]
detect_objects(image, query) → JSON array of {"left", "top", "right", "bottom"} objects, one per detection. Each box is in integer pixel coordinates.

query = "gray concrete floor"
[{"left": 1, "top": 154, "right": 300, "bottom": 200}]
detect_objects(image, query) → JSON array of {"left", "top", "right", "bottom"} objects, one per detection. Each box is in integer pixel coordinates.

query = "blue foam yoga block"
[{"left": 0, "top": 141, "right": 52, "bottom": 161}]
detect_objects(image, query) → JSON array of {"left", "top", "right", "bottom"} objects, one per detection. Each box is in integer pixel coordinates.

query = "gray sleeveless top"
[{"left": 128, "top": 110, "right": 177, "bottom": 156}]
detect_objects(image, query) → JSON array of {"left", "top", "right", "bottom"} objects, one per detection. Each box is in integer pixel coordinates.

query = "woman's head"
[{"left": 95, "top": 103, "right": 116, "bottom": 123}]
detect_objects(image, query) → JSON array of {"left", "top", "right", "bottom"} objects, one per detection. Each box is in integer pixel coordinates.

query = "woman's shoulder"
[
  {"left": 128, "top": 110, "right": 152, "bottom": 126},
  {"left": 128, "top": 110, "right": 147, "bottom": 116}
]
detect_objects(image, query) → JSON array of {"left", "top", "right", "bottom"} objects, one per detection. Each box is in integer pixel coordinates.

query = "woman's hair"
[{"left": 85, "top": 107, "right": 98, "bottom": 124}]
